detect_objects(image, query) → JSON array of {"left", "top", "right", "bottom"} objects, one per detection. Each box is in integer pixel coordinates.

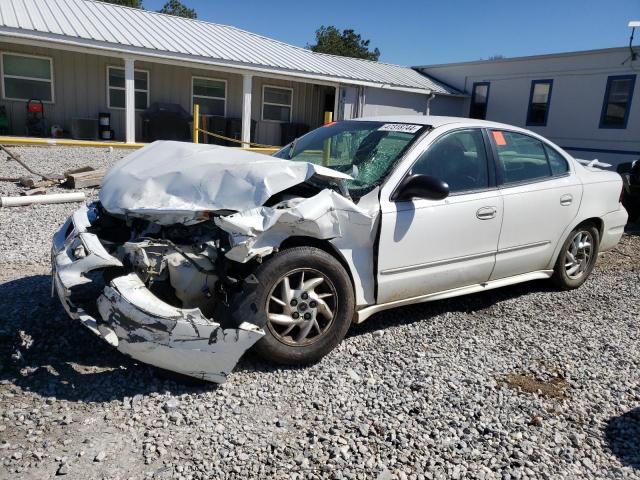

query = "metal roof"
[
  {"left": 0, "top": 0, "right": 459, "bottom": 95},
  {"left": 414, "top": 46, "right": 629, "bottom": 70}
]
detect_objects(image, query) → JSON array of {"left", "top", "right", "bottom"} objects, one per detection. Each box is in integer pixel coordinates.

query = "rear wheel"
[
  {"left": 552, "top": 224, "right": 599, "bottom": 290},
  {"left": 248, "top": 247, "right": 355, "bottom": 365}
]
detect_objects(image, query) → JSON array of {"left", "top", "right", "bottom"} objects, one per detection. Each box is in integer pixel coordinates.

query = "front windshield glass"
[{"left": 273, "top": 120, "right": 427, "bottom": 196}]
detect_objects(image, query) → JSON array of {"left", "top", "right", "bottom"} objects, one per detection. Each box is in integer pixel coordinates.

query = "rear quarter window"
[{"left": 544, "top": 144, "right": 569, "bottom": 175}]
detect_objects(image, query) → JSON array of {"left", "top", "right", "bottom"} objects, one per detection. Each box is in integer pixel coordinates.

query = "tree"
[
  {"left": 98, "top": 0, "right": 143, "bottom": 7},
  {"left": 158, "top": 0, "right": 197, "bottom": 19},
  {"left": 308, "top": 26, "right": 380, "bottom": 61}
]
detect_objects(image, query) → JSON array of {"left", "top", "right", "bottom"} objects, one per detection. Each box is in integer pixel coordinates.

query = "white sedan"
[{"left": 51, "top": 116, "right": 627, "bottom": 382}]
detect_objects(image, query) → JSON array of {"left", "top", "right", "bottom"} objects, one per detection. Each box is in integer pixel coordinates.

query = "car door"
[
  {"left": 487, "top": 129, "right": 581, "bottom": 280},
  {"left": 377, "top": 127, "right": 503, "bottom": 305}
]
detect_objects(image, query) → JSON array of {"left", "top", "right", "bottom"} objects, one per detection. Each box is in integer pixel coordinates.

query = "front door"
[{"left": 377, "top": 128, "right": 503, "bottom": 304}]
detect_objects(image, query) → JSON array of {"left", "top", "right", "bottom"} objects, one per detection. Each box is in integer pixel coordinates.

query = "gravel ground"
[{"left": 1, "top": 146, "right": 639, "bottom": 480}]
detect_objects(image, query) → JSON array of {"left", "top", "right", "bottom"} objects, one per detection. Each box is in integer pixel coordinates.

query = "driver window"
[{"left": 412, "top": 129, "right": 489, "bottom": 193}]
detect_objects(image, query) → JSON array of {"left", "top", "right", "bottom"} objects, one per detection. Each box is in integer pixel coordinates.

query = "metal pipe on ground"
[
  {"left": 0, "top": 144, "right": 63, "bottom": 182},
  {"left": 0, "top": 192, "right": 86, "bottom": 208}
]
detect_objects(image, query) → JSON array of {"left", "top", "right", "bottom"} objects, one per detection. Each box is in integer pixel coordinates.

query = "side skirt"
[{"left": 355, "top": 270, "right": 553, "bottom": 324}]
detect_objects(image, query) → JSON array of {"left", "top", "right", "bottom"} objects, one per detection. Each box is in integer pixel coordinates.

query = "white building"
[
  {"left": 416, "top": 47, "right": 639, "bottom": 167},
  {"left": 0, "top": 0, "right": 636, "bottom": 165},
  {"left": 0, "top": 0, "right": 461, "bottom": 145}
]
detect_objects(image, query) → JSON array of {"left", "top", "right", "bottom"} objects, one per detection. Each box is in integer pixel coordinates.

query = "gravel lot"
[{"left": 1, "top": 146, "right": 639, "bottom": 480}]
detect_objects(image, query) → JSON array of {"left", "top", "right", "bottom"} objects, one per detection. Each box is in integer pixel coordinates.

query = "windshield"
[{"left": 273, "top": 120, "right": 427, "bottom": 196}]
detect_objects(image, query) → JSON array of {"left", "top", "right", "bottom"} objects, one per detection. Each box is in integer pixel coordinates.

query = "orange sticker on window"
[{"left": 492, "top": 131, "right": 507, "bottom": 146}]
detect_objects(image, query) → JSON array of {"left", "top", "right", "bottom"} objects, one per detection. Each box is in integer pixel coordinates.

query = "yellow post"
[
  {"left": 193, "top": 103, "right": 200, "bottom": 144},
  {"left": 322, "top": 111, "right": 333, "bottom": 166}
]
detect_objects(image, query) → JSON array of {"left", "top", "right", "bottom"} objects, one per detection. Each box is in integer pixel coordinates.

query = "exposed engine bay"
[{"left": 88, "top": 202, "right": 243, "bottom": 320}]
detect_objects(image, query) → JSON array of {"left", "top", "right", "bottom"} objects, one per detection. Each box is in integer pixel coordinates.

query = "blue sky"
[{"left": 145, "top": 0, "right": 639, "bottom": 66}]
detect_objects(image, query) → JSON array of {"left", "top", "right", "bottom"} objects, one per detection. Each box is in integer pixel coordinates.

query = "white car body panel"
[
  {"left": 377, "top": 189, "right": 503, "bottom": 304},
  {"left": 492, "top": 175, "right": 582, "bottom": 280}
]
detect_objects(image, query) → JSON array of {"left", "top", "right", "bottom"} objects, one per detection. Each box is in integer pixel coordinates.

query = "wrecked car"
[{"left": 52, "top": 116, "right": 628, "bottom": 382}]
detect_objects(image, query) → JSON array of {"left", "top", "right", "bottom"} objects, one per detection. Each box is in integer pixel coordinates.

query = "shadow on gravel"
[
  {"left": 605, "top": 408, "right": 640, "bottom": 469},
  {"left": 350, "top": 279, "right": 555, "bottom": 338},
  {"left": 0, "top": 272, "right": 586, "bottom": 391},
  {"left": 233, "top": 279, "right": 558, "bottom": 376},
  {"left": 0, "top": 275, "right": 215, "bottom": 403}
]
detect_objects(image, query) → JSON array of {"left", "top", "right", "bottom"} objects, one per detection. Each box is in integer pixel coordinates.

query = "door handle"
[
  {"left": 476, "top": 206, "right": 497, "bottom": 220},
  {"left": 560, "top": 194, "right": 573, "bottom": 206}
]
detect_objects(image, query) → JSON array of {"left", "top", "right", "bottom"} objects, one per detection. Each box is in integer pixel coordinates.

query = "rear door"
[{"left": 488, "top": 130, "right": 581, "bottom": 280}]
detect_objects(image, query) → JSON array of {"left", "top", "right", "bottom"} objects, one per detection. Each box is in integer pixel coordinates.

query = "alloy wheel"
[
  {"left": 564, "top": 230, "right": 594, "bottom": 279},
  {"left": 266, "top": 268, "right": 337, "bottom": 346}
]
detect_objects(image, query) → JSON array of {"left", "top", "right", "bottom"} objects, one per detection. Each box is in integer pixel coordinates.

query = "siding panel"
[
  {"left": 0, "top": 41, "right": 327, "bottom": 145},
  {"left": 419, "top": 48, "right": 640, "bottom": 165}
]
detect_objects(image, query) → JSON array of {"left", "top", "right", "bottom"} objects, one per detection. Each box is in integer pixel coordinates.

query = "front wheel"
[
  {"left": 247, "top": 247, "right": 355, "bottom": 365},
  {"left": 552, "top": 224, "right": 599, "bottom": 290}
]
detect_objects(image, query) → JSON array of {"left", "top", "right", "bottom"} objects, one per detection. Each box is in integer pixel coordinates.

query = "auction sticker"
[
  {"left": 378, "top": 123, "right": 423, "bottom": 133},
  {"left": 492, "top": 130, "right": 507, "bottom": 146}
]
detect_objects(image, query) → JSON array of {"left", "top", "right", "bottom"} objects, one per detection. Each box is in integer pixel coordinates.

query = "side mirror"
[{"left": 393, "top": 174, "right": 449, "bottom": 201}]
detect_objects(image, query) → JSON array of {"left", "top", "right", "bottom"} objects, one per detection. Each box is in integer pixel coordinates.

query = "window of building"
[
  {"left": 192, "top": 77, "right": 226, "bottom": 117},
  {"left": 492, "top": 130, "right": 553, "bottom": 184},
  {"left": 2, "top": 53, "right": 53, "bottom": 102},
  {"left": 469, "top": 82, "right": 490, "bottom": 119},
  {"left": 262, "top": 85, "right": 292, "bottom": 122},
  {"left": 600, "top": 75, "right": 636, "bottom": 129},
  {"left": 107, "top": 66, "right": 149, "bottom": 110},
  {"left": 526, "top": 80, "right": 553, "bottom": 126},
  {"left": 412, "top": 129, "right": 489, "bottom": 193}
]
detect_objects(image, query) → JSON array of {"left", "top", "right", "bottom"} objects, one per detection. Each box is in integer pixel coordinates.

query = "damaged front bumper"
[{"left": 51, "top": 205, "right": 264, "bottom": 383}]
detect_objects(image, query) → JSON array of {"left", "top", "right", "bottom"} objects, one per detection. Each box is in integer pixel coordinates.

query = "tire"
[
  {"left": 551, "top": 224, "right": 600, "bottom": 290},
  {"left": 240, "top": 247, "right": 355, "bottom": 365}
]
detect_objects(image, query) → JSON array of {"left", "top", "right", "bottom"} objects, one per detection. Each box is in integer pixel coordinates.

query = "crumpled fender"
[{"left": 215, "top": 188, "right": 380, "bottom": 306}]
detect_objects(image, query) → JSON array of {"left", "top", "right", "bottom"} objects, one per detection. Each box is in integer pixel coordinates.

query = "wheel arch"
[
  {"left": 548, "top": 216, "right": 604, "bottom": 269},
  {"left": 278, "top": 236, "right": 356, "bottom": 295},
  {"left": 575, "top": 217, "right": 603, "bottom": 239}
]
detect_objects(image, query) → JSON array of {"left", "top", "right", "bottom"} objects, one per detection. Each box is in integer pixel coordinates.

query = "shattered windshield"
[{"left": 274, "top": 121, "right": 427, "bottom": 195}]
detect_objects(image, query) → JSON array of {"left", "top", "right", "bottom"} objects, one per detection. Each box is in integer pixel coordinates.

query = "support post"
[
  {"left": 241, "top": 74, "right": 253, "bottom": 148},
  {"left": 124, "top": 58, "right": 136, "bottom": 144},
  {"left": 322, "top": 111, "right": 333, "bottom": 166},
  {"left": 192, "top": 103, "right": 200, "bottom": 144}
]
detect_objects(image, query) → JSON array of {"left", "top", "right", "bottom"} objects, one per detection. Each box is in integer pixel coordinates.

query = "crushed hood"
[{"left": 99, "top": 141, "right": 352, "bottom": 225}]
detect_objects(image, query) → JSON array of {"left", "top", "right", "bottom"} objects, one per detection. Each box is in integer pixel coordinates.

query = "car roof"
[{"left": 351, "top": 115, "right": 521, "bottom": 131}]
